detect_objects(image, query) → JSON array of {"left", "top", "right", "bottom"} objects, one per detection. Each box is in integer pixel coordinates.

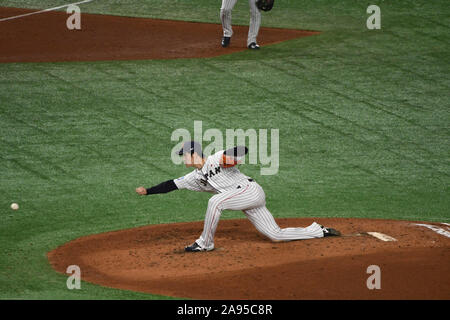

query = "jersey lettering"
[{"left": 205, "top": 166, "right": 222, "bottom": 179}]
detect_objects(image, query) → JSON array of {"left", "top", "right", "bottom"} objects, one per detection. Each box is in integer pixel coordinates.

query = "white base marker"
[
  {"left": 366, "top": 232, "right": 397, "bottom": 242},
  {"left": 441, "top": 223, "right": 450, "bottom": 230},
  {"left": 414, "top": 224, "right": 450, "bottom": 239}
]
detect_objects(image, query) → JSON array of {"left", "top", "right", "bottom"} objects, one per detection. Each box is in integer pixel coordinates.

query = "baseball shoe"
[
  {"left": 321, "top": 226, "right": 341, "bottom": 237},
  {"left": 221, "top": 36, "right": 231, "bottom": 48},
  {"left": 185, "top": 242, "right": 213, "bottom": 252},
  {"left": 247, "top": 42, "right": 260, "bottom": 50}
]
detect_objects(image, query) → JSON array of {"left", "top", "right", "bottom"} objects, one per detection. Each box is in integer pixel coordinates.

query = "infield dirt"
[
  {"left": 48, "top": 218, "right": 450, "bottom": 299},
  {"left": 0, "top": 7, "right": 318, "bottom": 63}
]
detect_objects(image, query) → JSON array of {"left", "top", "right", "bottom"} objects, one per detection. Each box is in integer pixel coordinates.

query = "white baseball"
[{"left": 11, "top": 203, "right": 19, "bottom": 210}]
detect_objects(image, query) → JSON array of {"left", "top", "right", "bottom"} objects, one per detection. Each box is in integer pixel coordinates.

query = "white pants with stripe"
[
  {"left": 196, "top": 181, "right": 324, "bottom": 250},
  {"left": 220, "top": 0, "right": 261, "bottom": 46}
]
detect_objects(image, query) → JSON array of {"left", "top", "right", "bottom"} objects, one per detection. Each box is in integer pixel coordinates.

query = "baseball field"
[{"left": 0, "top": 0, "right": 449, "bottom": 301}]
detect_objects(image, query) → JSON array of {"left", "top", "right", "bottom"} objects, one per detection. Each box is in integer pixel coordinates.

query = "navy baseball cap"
[{"left": 178, "top": 141, "right": 204, "bottom": 157}]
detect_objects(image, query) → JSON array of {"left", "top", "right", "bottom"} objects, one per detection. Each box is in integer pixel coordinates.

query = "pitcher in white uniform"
[
  {"left": 220, "top": 0, "right": 262, "bottom": 49},
  {"left": 136, "top": 141, "right": 340, "bottom": 252}
]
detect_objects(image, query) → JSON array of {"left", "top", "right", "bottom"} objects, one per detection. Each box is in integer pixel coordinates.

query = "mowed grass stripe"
[
  {"left": 37, "top": 67, "right": 165, "bottom": 137},
  {"left": 91, "top": 64, "right": 178, "bottom": 131},
  {"left": 0, "top": 136, "right": 82, "bottom": 182},
  {"left": 93, "top": 63, "right": 203, "bottom": 137},
  {"left": 30, "top": 65, "right": 194, "bottom": 180},
  {"left": 200, "top": 60, "right": 449, "bottom": 180},
  {"left": 266, "top": 56, "right": 449, "bottom": 155},
  {"left": 86, "top": 62, "right": 319, "bottom": 184},
  {"left": 280, "top": 60, "right": 449, "bottom": 167},
  {"left": 345, "top": 37, "right": 450, "bottom": 90},
  {"left": 2, "top": 155, "right": 52, "bottom": 182},
  {"left": 284, "top": 59, "right": 437, "bottom": 132}
]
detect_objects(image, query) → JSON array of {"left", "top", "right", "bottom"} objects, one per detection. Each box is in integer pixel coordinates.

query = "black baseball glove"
[{"left": 256, "top": 0, "right": 274, "bottom": 12}]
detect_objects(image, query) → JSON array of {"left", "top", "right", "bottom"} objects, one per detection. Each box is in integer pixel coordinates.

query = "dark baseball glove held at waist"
[{"left": 256, "top": 0, "right": 274, "bottom": 12}]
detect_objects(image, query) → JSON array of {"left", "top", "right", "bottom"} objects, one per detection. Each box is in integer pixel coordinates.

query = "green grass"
[{"left": 0, "top": 0, "right": 449, "bottom": 299}]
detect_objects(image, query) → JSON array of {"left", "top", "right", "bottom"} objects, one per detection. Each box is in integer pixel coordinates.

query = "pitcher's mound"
[
  {"left": 0, "top": 7, "right": 319, "bottom": 63},
  {"left": 48, "top": 218, "right": 450, "bottom": 299}
]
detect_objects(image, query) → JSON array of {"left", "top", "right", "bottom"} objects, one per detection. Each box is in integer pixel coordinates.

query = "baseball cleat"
[
  {"left": 185, "top": 242, "right": 213, "bottom": 252},
  {"left": 247, "top": 42, "right": 260, "bottom": 50},
  {"left": 221, "top": 36, "right": 231, "bottom": 48},
  {"left": 322, "top": 226, "right": 341, "bottom": 237}
]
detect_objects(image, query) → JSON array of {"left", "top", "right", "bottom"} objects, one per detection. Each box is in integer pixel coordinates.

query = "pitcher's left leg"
[
  {"left": 221, "top": 0, "right": 238, "bottom": 38},
  {"left": 247, "top": 0, "right": 261, "bottom": 46},
  {"left": 195, "top": 183, "right": 263, "bottom": 250}
]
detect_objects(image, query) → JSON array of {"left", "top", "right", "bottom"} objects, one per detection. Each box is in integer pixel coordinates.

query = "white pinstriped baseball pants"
[
  {"left": 220, "top": 0, "right": 261, "bottom": 46},
  {"left": 196, "top": 181, "right": 324, "bottom": 250}
]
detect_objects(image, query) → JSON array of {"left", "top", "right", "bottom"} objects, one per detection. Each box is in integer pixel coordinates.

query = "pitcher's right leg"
[{"left": 221, "top": 0, "right": 238, "bottom": 38}]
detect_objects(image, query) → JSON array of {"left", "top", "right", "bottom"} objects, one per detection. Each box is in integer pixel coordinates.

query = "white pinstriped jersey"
[
  {"left": 172, "top": 150, "right": 325, "bottom": 251},
  {"left": 221, "top": 0, "right": 261, "bottom": 46},
  {"left": 174, "top": 151, "right": 251, "bottom": 193}
]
